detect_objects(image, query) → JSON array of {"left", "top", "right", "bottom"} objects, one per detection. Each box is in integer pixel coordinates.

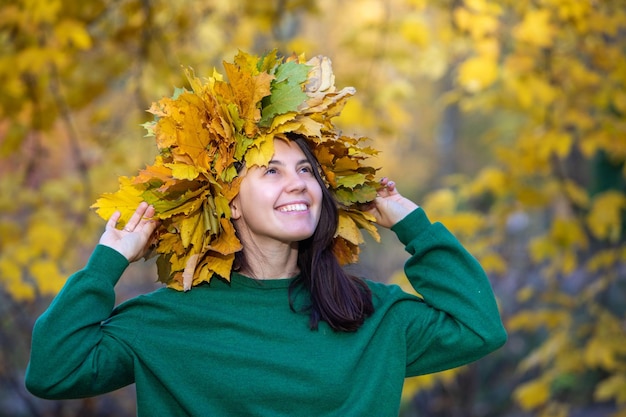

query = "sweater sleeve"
[
  {"left": 391, "top": 208, "right": 507, "bottom": 377},
  {"left": 26, "top": 244, "right": 137, "bottom": 399}
]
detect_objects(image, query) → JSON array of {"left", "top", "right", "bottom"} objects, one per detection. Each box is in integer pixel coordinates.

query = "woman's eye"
[{"left": 265, "top": 168, "right": 277, "bottom": 175}]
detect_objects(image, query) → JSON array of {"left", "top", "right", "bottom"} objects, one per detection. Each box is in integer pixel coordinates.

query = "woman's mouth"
[{"left": 277, "top": 203, "right": 308, "bottom": 213}]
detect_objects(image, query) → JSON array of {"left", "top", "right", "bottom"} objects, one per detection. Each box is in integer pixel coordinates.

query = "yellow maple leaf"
[
  {"left": 207, "top": 218, "right": 243, "bottom": 255},
  {"left": 244, "top": 133, "right": 275, "bottom": 167},
  {"left": 179, "top": 210, "right": 205, "bottom": 249},
  {"left": 341, "top": 209, "right": 380, "bottom": 242},
  {"left": 202, "top": 251, "right": 235, "bottom": 282},
  {"left": 144, "top": 187, "right": 206, "bottom": 219},
  {"left": 165, "top": 162, "right": 201, "bottom": 181},
  {"left": 91, "top": 176, "right": 145, "bottom": 227},
  {"left": 336, "top": 214, "right": 364, "bottom": 246},
  {"left": 334, "top": 156, "right": 359, "bottom": 171},
  {"left": 172, "top": 93, "right": 213, "bottom": 162},
  {"left": 332, "top": 237, "right": 360, "bottom": 265},
  {"left": 134, "top": 159, "right": 175, "bottom": 190},
  {"left": 218, "top": 59, "right": 273, "bottom": 137}
]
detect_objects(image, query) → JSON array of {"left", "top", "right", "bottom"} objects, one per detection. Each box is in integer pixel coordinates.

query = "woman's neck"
[{"left": 238, "top": 240, "right": 300, "bottom": 280}]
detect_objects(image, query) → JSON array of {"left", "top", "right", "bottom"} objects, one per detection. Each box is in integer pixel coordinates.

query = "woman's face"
[{"left": 231, "top": 139, "right": 323, "bottom": 247}]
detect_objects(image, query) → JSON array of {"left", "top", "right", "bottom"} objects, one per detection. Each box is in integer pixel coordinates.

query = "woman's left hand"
[
  {"left": 366, "top": 178, "right": 419, "bottom": 229},
  {"left": 99, "top": 202, "right": 159, "bottom": 262}
]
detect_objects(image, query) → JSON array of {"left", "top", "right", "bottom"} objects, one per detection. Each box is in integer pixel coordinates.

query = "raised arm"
[
  {"left": 369, "top": 179, "right": 507, "bottom": 376},
  {"left": 25, "top": 203, "right": 158, "bottom": 399}
]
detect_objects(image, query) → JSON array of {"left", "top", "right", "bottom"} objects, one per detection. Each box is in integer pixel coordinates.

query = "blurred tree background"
[{"left": 1, "top": 0, "right": 625, "bottom": 416}]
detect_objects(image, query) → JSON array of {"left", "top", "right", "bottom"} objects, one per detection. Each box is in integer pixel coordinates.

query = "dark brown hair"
[{"left": 287, "top": 134, "right": 374, "bottom": 332}]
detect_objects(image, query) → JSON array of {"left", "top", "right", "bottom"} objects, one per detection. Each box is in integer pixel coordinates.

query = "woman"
[{"left": 26, "top": 52, "right": 506, "bottom": 416}]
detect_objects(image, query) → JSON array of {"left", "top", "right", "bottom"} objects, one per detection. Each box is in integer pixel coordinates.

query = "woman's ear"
[{"left": 230, "top": 196, "right": 241, "bottom": 220}]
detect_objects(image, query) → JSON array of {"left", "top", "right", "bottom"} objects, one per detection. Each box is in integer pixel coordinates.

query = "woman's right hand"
[
  {"left": 366, "top": 178, "right": 419, "bottom": 229},
  {"left": 99, "top": 202, "right": 159, "bottom": 262}
]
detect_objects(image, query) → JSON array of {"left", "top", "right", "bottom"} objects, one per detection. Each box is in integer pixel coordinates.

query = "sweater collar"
[{"left": 229, "top": 272, "right": 298, "bottom": 289}]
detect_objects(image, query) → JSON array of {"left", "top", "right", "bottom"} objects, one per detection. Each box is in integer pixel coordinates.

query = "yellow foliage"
[
  {"left": 584, "top": 338, "right": 617, "bottom": 371},
  {"left": 529, "top": 218, "right": 588, "bottom": 277},
  {"left": 457, "top": 55, "right": 499, "bottom": 93},
  {"left": 339, "top": 98, "right": 375, "bottom": 129},
  {"left": 6, "top": 279, "right": 36, "bottom": 303},
  {"left": 563, "top": 180, "right": 590, "bottom": 208},
  {"left": 594, "top": 375, "right": 626, "bottom": 404},
  {"left": 0, "top": 257, "right": 35, "bottom": 302},
  {"left": 586, "top": 249, "right": 620, "bottom": 273},
  {"left": 465, "top": 166, "right": 507, "bottom": 198},
  {"left": 53, "top": 18, "right": 92, "bottom": 50},
  {"left": 584, "top": 311, "right": 626, "bottom": 371},
  {"left": 29, "top": 259, "right": 66, "bottom": 296},
  {"left": 453, "top": 5, "right": 500, "bottom": 39},
  {"left": 434, "top": 213, "right": 487, "bottom": 239},
  {"left": 513, "top": 9, "right": 555, "bottom": 48},
  {"left": 0, "top": 258, "right": 21, "bottom": 285},
  {"left": 24, "top": 0, "right": 62, "bottom": 24},
  {"left": 166, "top": 163, "right": 201, "bottom": 181},
  {"left": 336, "top": 214, "right": 365, "bottom": 246},
  {"left": 422, "top": 189, "right": 457, "bottom": 216},
  {"left": 92, "top": 176, "right": 145, "bottom": 228},
  {"left": 399, "top": 16, "right": 429, "bottom": 47},
  {"left": 586, "top": 191, "right": 626, "bottom": 242},
  {"left": 550, "top": 218, "right": 588, "bottom": 250},
  {"left": 516, "top": 286, "right": 534, "bottom": 303},
  {"left": 515, "top": 378, "right": 551, "bottom": 410},
  {"left": 478, "top": 251, "right": 507, "bottom": 275},
  {"left": 521, "top": 332, "right": 576, "bottom": 373},
  {"left": 529, "top": 235, "right": 557, "bottom": 264},
  {"left": 26, "top": 219, "right": 69, "bottom": 259},
  {"left": 463, "top": 0, "right": 502, "bottom": 15},
  {"left": 508, "top": 309, "right": 571, "bottom": 333}
]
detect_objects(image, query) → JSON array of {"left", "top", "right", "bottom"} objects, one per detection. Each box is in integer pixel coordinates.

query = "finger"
[
  {"left": 125, "top": 202, "right": 149, "bottom": 231},
  {"left": 143, "top": 204, "right": 156, "bottom": 220},
  {"left": 377, "top": 177, "right": 396, "bottom": 198},
  {"left": 137, "top": 206, "right": 157, "bottom": 232},
  {"left": 106, "top": 211, "right": 122, "bottom": 230}
]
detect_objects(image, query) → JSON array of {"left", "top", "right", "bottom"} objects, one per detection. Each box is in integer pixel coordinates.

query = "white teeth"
[{"left": 278, "top": 204, "right": 308, "bottom": 212}]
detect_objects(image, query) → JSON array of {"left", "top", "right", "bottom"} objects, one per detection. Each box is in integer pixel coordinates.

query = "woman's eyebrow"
[{"left": 267, "top": 159, "right": 310, "bottom": 166}]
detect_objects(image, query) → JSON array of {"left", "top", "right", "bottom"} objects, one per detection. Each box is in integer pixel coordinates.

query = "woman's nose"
[{"left": 285, "top": 171, "right": 307, "bottom": 192}]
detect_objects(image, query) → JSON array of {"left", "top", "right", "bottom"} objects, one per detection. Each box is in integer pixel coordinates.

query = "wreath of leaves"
[{"left": 92, "top": 50, "right": 380, "bottom": 290}]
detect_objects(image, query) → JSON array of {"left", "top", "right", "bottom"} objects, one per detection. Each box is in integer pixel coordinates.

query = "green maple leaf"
[
  {"left": 259, "top": 61, "right": 310, "bottom": 127},
  {"left": 336, "top": 173, "right": 367, "bottom": 188},
  {"left": 334, "top": 184, "right": 377, "bottom": 205}
]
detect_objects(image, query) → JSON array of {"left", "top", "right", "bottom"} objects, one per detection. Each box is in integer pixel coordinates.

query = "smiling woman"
[{"left": 25, "top": 50, "right": 507, "bottom": 417}]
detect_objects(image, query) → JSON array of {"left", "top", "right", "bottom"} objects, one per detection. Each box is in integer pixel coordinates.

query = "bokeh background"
[{"left": 1, "top": 0, "right": 625, "bottom": 416}]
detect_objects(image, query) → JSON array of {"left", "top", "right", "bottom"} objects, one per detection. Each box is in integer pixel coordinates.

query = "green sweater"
[{"left": 26, "top": 208, "right": 506, "bottom": 416}]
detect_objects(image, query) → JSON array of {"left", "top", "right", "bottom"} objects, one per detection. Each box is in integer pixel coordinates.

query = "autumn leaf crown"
[{"left": 93, "top": 50, "right": 381, "bottom": 290}]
